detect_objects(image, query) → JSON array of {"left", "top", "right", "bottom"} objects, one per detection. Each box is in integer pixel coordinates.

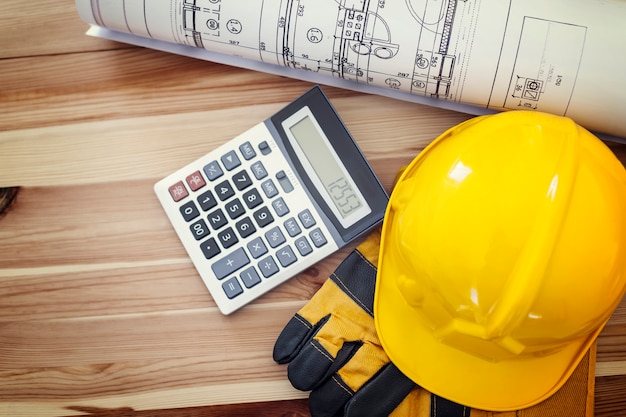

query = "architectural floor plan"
[{"left": 77, "top": 0, "right": 626, "bottom": 140}]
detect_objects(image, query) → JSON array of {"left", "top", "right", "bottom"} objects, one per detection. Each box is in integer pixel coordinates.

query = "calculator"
[{"left": 154, "top": 86, "right": 388, "bottom": 314}]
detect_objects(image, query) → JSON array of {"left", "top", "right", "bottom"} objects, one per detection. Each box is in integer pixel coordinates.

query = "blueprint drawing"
[{"left": 77, "top": 0, "right": 626, "bottom": 141}]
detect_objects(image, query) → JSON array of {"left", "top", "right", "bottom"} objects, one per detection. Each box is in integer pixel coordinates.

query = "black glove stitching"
[
  {"left": 329, "top": 250, "right": 377, "bottom": 317},
  {"left": 273, "top": 314, "right": 330, "bottom": 364},
  {"left": 308, "top": 339, "right": 364, "bottom": 390},
  {"left": 432, "top": 394, "right": 471, "bottom": 417},
  {"left": 310, "top": 339, "right": 335, "bottom": 363},
  {"left": 331, "top": 273, "right": 374, "bottom": 317},
  {"left": 294, "top": 313, "right": 313, "bottom": 330},
  {"left": 354, "top": 247, "right": 376, "bottom": 269},
  {"left": 344, "top": 363, "right": 417, "bottom": 417},
  {"left": 331, "top": 374, "right": 354, "bottom": 396}
]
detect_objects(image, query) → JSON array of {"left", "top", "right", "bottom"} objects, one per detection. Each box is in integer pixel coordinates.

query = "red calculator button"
[
  {"left": 168, "top": 181, "right": 189, "bottom": 202},
  {"left": 186, "top": 171, "right": 206, "bottom": 191}
]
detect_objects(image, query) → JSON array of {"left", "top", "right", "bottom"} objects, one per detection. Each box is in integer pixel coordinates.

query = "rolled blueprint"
[{"left": 76, "top": 0, "right": 626, "bottom": 142}]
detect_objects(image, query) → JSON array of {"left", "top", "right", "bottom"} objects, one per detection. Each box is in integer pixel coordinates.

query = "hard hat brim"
[{"left": 374, "top": 259, "right": 601, "bottom": 411}]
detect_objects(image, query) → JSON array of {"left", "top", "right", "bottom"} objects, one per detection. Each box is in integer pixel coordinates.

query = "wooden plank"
[
  {"left": 596, "top": 375, "right": 626, "bottom": 417},
  {"left": 0, "top": 95, "right": 468, "bottom": 187},
  {"left": 0, "top": 0, "right": 122, "bottom": 59},
  {"left": 2, "top": 381, "right": 308, "bottom": 417},
  {"left": 0, "top": 303, "right": 305, "bottom": 382},
  {"left": 0, "top": 49, "right": 340, "bottom": 132}
]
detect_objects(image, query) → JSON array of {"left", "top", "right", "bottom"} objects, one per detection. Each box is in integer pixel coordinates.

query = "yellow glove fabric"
[{"left": 273, "top": 230, "right": 417, "bottom": 416}]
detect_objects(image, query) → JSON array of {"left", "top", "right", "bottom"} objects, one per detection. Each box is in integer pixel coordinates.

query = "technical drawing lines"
[{"left": 405, "top": 0, "right": 445, "bottom": 34}]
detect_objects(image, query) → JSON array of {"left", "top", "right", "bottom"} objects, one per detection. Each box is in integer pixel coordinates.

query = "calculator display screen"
[{"left": 285, "top": 109, "right": 371, "bottom": 228}]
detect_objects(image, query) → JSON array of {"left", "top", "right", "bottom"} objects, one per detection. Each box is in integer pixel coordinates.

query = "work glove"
[
  {"left": 273, "top": 230, "right": 465, "bottom": 416},
  {"left": 273, "top": 228, "right": 596, "bottom": 417}
]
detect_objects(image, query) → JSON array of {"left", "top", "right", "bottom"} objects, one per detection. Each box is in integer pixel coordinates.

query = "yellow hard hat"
[{"left": 375, "top": 111, "right": 626, "bottom": 411}]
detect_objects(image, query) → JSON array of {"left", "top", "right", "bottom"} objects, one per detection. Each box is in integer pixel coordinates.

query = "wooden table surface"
[{"left": 1, "top": 1, "right": 626, "bottom": 416}]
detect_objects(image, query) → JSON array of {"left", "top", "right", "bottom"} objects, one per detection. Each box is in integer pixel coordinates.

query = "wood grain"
[
  {"left": 0, "top": 96, "right": 467, "bottom": 187},
  {"left": 1, "top": 1, "right": 626, "bottom": 416},
  {"left": 0, "top": 1, "right": 119, "bottom": 59}
]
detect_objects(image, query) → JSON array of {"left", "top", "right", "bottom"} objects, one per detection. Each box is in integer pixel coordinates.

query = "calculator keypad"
[{"left": 156, "top": 134, "right": 334, "bottom": 314}]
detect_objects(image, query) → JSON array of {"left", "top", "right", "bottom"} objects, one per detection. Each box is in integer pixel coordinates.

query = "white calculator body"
[{"left": 154, "top": 86, "right": 388, "bottom": 314}]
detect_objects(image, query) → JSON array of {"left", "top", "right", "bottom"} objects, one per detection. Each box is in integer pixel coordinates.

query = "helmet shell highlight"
[{"left": 375, "top": 111, "right": 626, "bottom": 411}]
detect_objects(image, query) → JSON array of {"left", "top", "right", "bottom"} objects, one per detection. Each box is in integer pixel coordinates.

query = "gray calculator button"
[
  {"left": 221, "top": 150, "right": 241, "bottom": 171},
  {"left": 253, "top": 206, "right": 274, "bottom": 228},
  {"left": 243, "top": 188, "right": 263, "bottom": 209},
  {"left": 251, "top": 161, "right": 268, "bottom": 180},
  {"left": 259, "top": 140, "right": 272, "bottom": 155},
  {"left": 207, "top": 208, "right": 228, "bottom": 230},
  {"left": 258, "top": 255, "right": 279, "bottom": 277},
  {"left": 215, "top": 179, "right": 235, "bottom": 201},
  {"left": 222, "top": 277, "right": 243, "bottom": 299},
  {"left": 276, "top": 246, "right": 297, "bottom": 268},
  {"left": 235, "top": 216, "right": 256, "bottom": 239},
  {"left": 232, "top": 170, "right": 253, "bottom": 191},
  {"left": 247, "top": 237, "right": 268, "bottom": 259},
  {"left": 239, "top": 141, "right": 256, "bottom": 160},
  {"left": 197, "top": 190, "right": 218, "bottom": 211},
  {"left": 309, "top": 228, "right": 327, "bottom": 248},
  {"left": 283, "top": 217, "right": 301, "bottom": 237},
  {"left": 180, "top": 200, "right": 200, "bottom": 222},
  {"left": 265, "top": 226, "right": 286, "bottom": 248},
  {"left": 218, "top": 227, "right": 238, "bottom": 249},
  {"left": 272, "top": 197, "right": 289, "bottom": 217},
  {"left": 212, "top": 247, "right": 250, "bottom": 279},
  {"left": 200, "top": 237, "right": 221, "bottom": 259},
  {"left": 203, "top": 161, "right": 223, "bottom": 181},
  {"left": 240, "top": 267, "right": 261, "bottom": 288},
  {"left": 298, "top": 209, "right": 316, "bottom": 229},
  {"left": 295, "top": 236, "right": 313, "bottom": 256},
  {"left": 261, "top": 179, "right": 279, "bottom": 198},
  {"left": 276, "top": 170, "right": 294, "bottom": 193},
  {"left": 190, "top": 219, "right": 210, "bottom": 241},
  {"left": 225, "top": 198, "right": 245, "bottom": 219}
]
